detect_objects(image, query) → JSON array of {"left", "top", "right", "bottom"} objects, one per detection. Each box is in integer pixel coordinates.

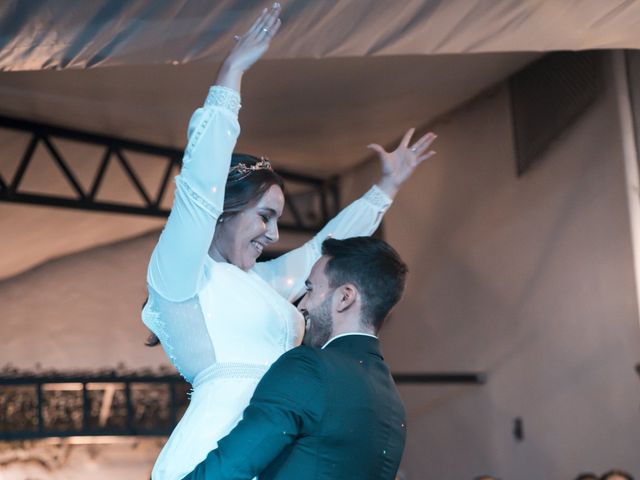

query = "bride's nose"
[{"left": 265, "top": 221, "right": 279, "bottom": 243}]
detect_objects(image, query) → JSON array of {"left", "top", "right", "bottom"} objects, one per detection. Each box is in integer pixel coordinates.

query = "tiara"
[{"left": 228, "top": 157, "right": 273, "bottom": 181}]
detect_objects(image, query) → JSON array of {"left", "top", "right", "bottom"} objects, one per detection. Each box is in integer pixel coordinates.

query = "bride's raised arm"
[
  {"left": 253, "top": 129, "right": 437, "bottom": 302},
  {"left": 147, "top": 5, "right": 281, "bottom": 302}
]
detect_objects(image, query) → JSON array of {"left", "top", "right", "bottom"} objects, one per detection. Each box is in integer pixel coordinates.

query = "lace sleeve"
[
  {"left": 252, "top": 185, "right": 392, "bottom": 301},
  {"left": 146, "top": 86, "right": 241, "bottom": 302},
  {"left": 142, "top": 287, "right": 216, "bottom": 384}
]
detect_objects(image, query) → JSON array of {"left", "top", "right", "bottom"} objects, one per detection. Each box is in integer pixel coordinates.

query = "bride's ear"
[{"left": 335, "top": 284, "right": 357, "bottom": 313}]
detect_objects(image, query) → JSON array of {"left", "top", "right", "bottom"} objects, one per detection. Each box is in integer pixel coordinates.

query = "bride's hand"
[
  {"left": 368, "top": 129, "right": 437, "bottom": 199},
  {"left": 223, "top": 3, "right": 281, "bottom": 73}
]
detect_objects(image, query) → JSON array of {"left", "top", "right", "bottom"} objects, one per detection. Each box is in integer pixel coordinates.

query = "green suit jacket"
[{"left": 183, "top": 334, "right": 407, "bottom": 480}]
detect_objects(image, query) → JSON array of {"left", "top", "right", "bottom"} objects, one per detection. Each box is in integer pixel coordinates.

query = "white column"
[{"left": 612, "top": 50, "right": 640, "bottom": 329}]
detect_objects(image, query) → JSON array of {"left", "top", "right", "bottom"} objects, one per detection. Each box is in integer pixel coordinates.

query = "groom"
[{"left": 184, "top": 236, "right": 408, "bottom": 480}]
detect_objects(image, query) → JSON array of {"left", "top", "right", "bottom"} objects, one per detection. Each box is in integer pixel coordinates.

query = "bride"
[{"left": 142, "top": 3, "right": 436, "bottom": 479}]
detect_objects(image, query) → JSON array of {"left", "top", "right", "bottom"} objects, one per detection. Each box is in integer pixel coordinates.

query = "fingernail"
[
  {"left": 263, "top": 7, "right": 268, "bottom": 13},
  {"left": 273, "top": 2, "right": 280, "bottom": 8}
]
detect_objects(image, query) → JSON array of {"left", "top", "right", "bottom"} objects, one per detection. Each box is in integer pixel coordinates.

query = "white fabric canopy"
[{"left": 1, "top": 0, "right": 639, "bottom": 72}]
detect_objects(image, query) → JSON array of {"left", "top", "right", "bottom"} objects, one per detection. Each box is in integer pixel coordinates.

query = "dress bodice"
[
  {"left": 143, "top": 259, "right": 304, "bottom": 383},
  {"left": 143, "top": 259, "right": 304, "bottom": 384},
  {"left": 201, "top": 261, "right": 305, "bottom": 364}
]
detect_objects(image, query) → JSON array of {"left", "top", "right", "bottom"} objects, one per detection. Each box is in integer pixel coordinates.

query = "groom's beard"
[{"left": 301, "top": 296, "right": 333, "bottom": 348}]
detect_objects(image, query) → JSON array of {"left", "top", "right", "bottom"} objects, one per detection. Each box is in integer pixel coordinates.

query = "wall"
[
  {"left": 0, "top": 231, "right": 168, "bottom": 371},
  {"left": 349, "top": 53, "right": 640, "bottom": 479}
]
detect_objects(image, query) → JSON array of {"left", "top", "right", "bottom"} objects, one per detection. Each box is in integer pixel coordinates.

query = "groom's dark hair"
[{"left": 321, "top": 237, "right": 408, "bottom": 333}]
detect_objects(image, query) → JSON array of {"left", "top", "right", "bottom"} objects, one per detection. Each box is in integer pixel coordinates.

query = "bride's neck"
[{"left": 208, "top": 241, "right": 227, "bottom": 263}]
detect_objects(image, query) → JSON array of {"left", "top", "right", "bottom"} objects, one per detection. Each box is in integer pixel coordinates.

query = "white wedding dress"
[{"left": 142, "top": 85, "right": 392, "bottom": 480}]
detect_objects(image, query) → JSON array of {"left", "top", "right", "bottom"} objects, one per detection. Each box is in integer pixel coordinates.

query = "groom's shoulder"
[
  {"left": 252, "top": 346, "right": 328, "bottom": 416},
  {"left": 253, "top": 346, "right": 326, "bottom": 400},
  {"left": 266, "top": 345, "right": 325, "bottom": 382},
  {"left": 277, "top": 344, "right": 322, "bottom": 367}
]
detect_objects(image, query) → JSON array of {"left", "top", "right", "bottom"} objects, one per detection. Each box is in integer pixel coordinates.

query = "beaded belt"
[{"left": 192, "top": 362, "right": 269, "bottom": 389}]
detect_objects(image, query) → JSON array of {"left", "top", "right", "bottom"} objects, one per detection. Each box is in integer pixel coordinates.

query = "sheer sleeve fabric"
[
  {"left": 141, "top": 284, "right": 217, "bottom": 383},
  {"left": 147, "top": 86, "right": 241, "bottom": 302},
  {"left": 252, "top": 185, "right": 392, "bottom": 302}
]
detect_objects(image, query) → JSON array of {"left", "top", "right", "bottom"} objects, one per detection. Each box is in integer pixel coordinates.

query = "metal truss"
[
  {"left": 0, "top": 115, "right": 339, "bottom": 233},
  {"left": 0, "top": 370, "right": 484, "bottom": 440}
]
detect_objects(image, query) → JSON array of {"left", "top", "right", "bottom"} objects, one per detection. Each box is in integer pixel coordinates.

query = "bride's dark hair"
[{"left": 221, "top": 153, "right": 285, "bottom": 220}]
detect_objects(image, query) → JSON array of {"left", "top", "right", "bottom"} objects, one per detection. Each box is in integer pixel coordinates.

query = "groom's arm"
[{"left": 183, "top": 346, "right": 326, "bottom": 480}]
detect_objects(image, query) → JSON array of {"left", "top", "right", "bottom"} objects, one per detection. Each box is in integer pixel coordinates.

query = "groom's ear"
[{"left": 335, "top": 284, "right": 358, "bottom": 313}]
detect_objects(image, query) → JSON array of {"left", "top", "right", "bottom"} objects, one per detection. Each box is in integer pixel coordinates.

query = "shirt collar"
[{"left": 321, "top": 332, "right": 378, "bottom": 349}]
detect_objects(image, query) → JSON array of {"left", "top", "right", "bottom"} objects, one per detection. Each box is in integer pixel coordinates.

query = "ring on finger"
[{"left": 410, "top": 146, "right": 417, "bottom": 152}]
